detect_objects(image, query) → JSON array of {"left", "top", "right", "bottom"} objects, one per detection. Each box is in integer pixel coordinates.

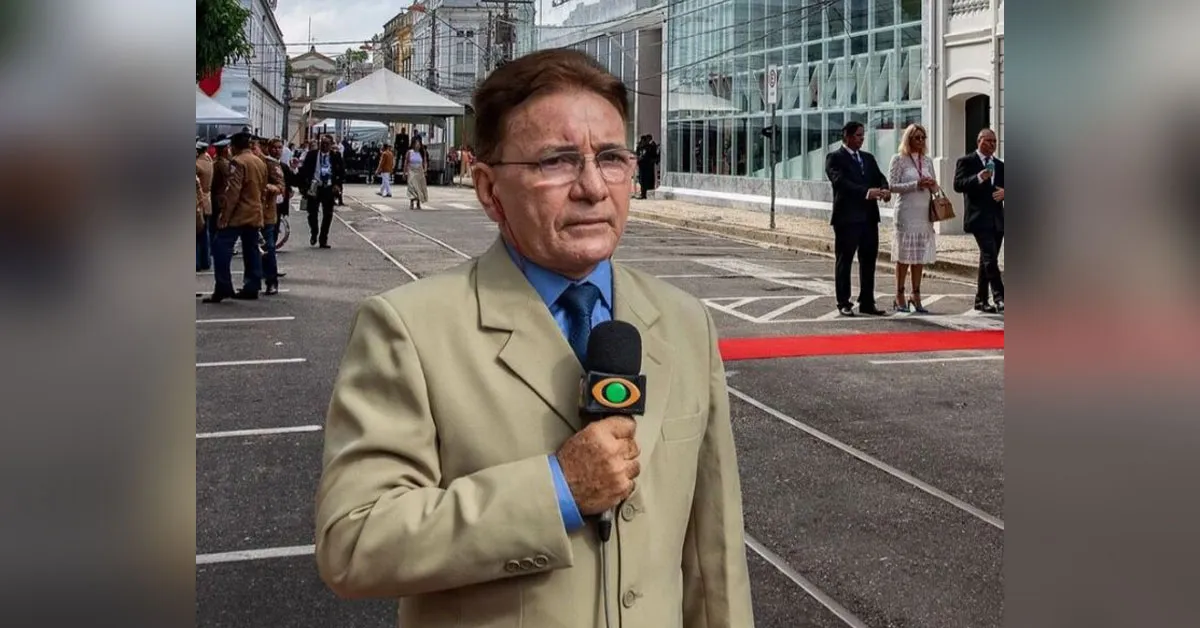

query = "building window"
[{"left": 665, "top": 0, "right": 924, "bottom": 182}]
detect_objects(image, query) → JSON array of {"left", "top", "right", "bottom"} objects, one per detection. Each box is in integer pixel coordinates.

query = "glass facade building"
[{"left": 665, "top": 0, "right": 925, "bottom": 182}]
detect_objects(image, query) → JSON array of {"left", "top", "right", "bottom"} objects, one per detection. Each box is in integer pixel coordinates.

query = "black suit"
[
  {"left": 826, "top": 146, "right": 889, "bottom": 310},
  {"left": 953, "top": 152, "right": 1005, "bottom": 304},
  {"left": 298, "top": 150, "right": 346, "bottom": 246}
]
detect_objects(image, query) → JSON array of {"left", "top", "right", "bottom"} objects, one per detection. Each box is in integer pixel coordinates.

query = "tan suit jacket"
[
  {"left": 195, "top": 156, "right": 214, "bottom": 216},
  {"left": 315, "top": 237, "right": 754, "bottom": 627},
  {"left": 219, "top": 151, "right": 266, "bottom": 230}
]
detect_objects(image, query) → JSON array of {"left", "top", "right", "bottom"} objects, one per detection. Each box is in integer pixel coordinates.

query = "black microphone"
[{"left": 580, "top": 320, "right": 646, "bottom": 543}]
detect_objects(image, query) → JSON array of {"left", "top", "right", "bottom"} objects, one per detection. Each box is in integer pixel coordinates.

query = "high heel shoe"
[
  {"left": 893, "top": 297, "right": 910, "bottom": 313},
  {"left": 909, "top": 292, "right": 930, "bottom": 314}
]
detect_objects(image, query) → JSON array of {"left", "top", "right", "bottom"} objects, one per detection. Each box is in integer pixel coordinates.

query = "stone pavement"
[{"left": 447, "top": 174, "right": 1002, "bottom": 279}]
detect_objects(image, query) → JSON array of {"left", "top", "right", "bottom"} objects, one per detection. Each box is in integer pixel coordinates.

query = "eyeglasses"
[{"left": 490, "top": 148, "right": 637, "bottom": 185}]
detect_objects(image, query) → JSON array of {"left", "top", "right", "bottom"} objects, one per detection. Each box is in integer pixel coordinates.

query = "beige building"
[{"left": 286, "top": 48, "right": 339, "bottom": 145}]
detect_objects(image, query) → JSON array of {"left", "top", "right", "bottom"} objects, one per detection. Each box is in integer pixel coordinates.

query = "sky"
[
  {"left": 274, "top": 0, "right": 580, "bottom": 59},
  {"left": 275, "top": 0, "right": 405, "bottom": 57}
]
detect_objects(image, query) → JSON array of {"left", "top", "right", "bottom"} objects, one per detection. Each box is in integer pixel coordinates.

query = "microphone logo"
[{"left": 591, "top": 377, "right": 642, "bottom": 410}]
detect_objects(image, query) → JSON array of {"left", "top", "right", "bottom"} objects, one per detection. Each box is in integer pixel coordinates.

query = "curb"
[{"left": 628, "top": 210, "right": 981, "bottom": 280}]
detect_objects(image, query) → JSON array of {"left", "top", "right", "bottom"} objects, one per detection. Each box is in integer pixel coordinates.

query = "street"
[{"left": 196, "top": 183, "right": 1004, "bottom": 628}]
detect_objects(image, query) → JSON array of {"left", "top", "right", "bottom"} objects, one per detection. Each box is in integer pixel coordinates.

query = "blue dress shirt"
[{"left": 503, "top": 240, "right": 612, "bottom": 533}]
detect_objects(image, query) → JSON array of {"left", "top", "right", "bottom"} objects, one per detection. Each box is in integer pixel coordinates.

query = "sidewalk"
[{"left": 444, "top": 174, "right": 1000, "bottom": 278}]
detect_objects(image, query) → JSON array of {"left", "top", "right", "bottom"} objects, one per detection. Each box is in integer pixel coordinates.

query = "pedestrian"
[
  {"left": 313, "top": 48, "right": 754, "bottom": 628},
  {"left": 953, "top": 128, "right": 1005, "bottom": 313},
  {"left": 404, "top": 136, "right": 428, "bottom": 210},
  {"left": 886, "top": 123, "right": 939, "bottom": 313},
  {"left": 375, "top": 144, "right": 394, "bottom": 197},
  {"left": 209, "top": 136, "right": 232, "bottom": 264},
  {"left": 203, "top": 131, "right": 266, "bottom": 302},
  {"left": 260, "top": 139, "right": 286, "bottom": 295},
  {"left": 298, "top": 134, "right": 344, "bottom": 248},
  {"left": 825, "top": 120, "right": 890, "bottom": 317},
  {"left": 636, "top": 134, "right": 659, "bottom": 199},
  {"left": 195, "top": 140, "right": 214, "bottom": 271}
]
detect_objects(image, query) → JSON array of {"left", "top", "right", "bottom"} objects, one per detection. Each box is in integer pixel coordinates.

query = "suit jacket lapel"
[
  {"left": 475, "top": 240, "right": 675, "bottom": 449},
  {"left": 612, "top": 265, "right": 673, "bottom": 464},
  {"left": 477, "top": 238, "right": 584, "bottom": 432}
]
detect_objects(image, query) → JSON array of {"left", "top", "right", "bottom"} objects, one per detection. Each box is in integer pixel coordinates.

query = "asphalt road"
[{"left": 196, "top": 184, "right": 1005, "bottom": 627}]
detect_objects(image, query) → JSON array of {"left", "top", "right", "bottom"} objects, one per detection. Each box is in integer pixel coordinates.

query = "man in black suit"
[
  {"left": 298, "top": 134, "right": 346, "bottom": 248},
  {"left": 825, "top": 120, "right": 891, "bottom": 316},
  {"left": 953, "top": 128, "right": 1005, "bottom": 313}
]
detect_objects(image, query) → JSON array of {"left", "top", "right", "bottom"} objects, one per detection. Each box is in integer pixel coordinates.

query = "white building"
[
  {"left": 925, "top": 0, "right": 1004, "bottom": 233},
  {"left": 209, "top": 0, "right": 287, "bottom": 138},
  {"left": 536, "top": 0, "right": 664, "bottom": 148}
]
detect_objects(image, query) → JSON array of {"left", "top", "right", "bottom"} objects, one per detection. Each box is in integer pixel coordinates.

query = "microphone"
[{"left": 580, "top": 320, "right": 646, "bottom": 544}]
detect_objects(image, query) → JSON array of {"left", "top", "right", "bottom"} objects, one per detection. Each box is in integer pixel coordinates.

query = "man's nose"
[{"left": 571, "top": 159, "right": 610, "bottom": 202}]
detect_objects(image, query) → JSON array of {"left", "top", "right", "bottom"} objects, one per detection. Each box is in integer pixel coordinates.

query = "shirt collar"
[
  {"left": 502, "top": 239, "right": 613, "bottom": 311},
  {"left": 978, "top": 150, "right": 993, "bottom": 162}
]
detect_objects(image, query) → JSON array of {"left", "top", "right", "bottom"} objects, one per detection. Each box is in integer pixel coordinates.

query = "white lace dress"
[{"left": 887, "top": 153, "right": 938, "bottom": 265}]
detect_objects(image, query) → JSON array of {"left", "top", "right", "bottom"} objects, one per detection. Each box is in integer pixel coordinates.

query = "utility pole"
[
  {"left": 501, "top": 0, "right": 511, "bottom": 64},
  {"left": 484, "top": 12, "right": 493, "bottom": 72},
  {"left": 428, "top": 8, "right": 438, "bottom": 92}
]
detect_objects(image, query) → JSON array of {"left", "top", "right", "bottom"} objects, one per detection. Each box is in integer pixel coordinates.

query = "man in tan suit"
[
  {"left": 203, "top": 131, "right": 266, "bottom": 303},
  {"left": 196, "top": 140, "right": 214, "bottom": 271},
  {"left": 315, "top": 49, "right": 754, "bottom": 627}
]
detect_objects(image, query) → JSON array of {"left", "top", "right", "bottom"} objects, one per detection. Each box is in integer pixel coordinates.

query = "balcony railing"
[{"left": 950, "top": 0, "right": 989, "bottom": 16}]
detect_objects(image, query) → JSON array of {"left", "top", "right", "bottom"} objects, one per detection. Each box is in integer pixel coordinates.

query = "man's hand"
[
  {"left": 867, "top": 188, "right": 885, "bottom": 201},
  {"left": 992, "top": 187, "right": 1004, "bottom": 202},
  {"left": 979, "top": 168, "right": 993, "bottom": 182},
  {"left": 556, "top": 417, "right": 641, "bottom": 516}
]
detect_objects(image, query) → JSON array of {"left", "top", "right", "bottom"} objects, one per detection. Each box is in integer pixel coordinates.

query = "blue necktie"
[{"left": 558, "top": 282, "right": 602, "bottom": 364}]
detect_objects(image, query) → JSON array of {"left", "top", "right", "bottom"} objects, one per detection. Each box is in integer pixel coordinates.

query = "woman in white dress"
[{"left": 887, "top": 124, "right": 939, "bottom": 313}]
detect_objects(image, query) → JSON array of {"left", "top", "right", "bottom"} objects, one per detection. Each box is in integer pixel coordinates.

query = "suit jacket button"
[
  {"left": 505, "top": 560, "right": 520, "bottom": 573},
  {"left": 519, "top": 558, "right": 535, "bottom": 570},
  {"left": 533, "top": 555, "right": 549, "bottom": 568},
  {"left": 621, "top": 503, "right": 636, "bottom": 521},
  {"left": 622, "top": 590, "right": 638, "bottom": 608}
]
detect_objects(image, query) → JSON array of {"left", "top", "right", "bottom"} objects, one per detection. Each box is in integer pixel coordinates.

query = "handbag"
[
  {"left": 929, "top": 188, "right": 956, "bottom": 222},
  {"left": 912, "top": 155, "right": 956, "bottom": 222}
]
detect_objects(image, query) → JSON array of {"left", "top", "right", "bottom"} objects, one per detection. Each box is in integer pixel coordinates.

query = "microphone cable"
[{"left": 600, "top": 541, "right": 613, "bottom": 628}]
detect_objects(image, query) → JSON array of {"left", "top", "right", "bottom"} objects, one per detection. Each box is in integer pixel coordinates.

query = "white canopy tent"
[
  {"left": 302, "top": 68, "right": 465, "bottom": 124},
  {"left": 196, "top": 87, "right": 249, "bottom": 125}
]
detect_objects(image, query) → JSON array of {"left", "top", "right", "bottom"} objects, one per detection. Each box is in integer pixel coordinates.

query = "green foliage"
[{"left": 196, "top": 0, "right": 254, "bottom": 80}]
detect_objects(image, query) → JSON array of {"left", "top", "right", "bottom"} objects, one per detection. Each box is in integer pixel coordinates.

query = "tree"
[{"left": 196, "top": 0, "right": 254, "bottom": 80}]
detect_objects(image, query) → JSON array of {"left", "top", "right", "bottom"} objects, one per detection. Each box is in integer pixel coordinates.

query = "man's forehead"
[{"left": 505, "top": 93, "right": 625, "bottom": 152}]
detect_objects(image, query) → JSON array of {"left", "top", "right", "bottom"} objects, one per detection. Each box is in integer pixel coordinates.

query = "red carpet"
[{"left": 718, "top": 330, "right": 1004, "bottom": 361}]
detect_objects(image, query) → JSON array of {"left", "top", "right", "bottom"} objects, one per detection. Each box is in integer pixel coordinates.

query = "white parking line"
[
  {"left": 745, "top": 535, "right": 870, "bottom": 628},
  {"left": 197, "top": 425, "right": 322, "bottom": 439},
  {"left": 196, "top": 290, "right": 291, "bottom": 296},
  {"left": 196, "top": 316, "right": 295, "bottom": 324},
  {"left": 447, "top": 202, "right": 475, "bottom": 210},
  {"left": 196, "top": 358, "right": 307, "bottom": 368},
  {"left": 727, "top": 385, "right": 1004, "bottom": 531},
  {"left": 371, "top": 203, "right": 395, "bottom": 212},
  {"left": 869, "top": 355, "right": 1003, "bottom": 365},
  {"left": 333, "top": 213, "right": 420, "bottom": 281},
  {"left": 196, "top": 544, "right": 315, "bottom": 565}
]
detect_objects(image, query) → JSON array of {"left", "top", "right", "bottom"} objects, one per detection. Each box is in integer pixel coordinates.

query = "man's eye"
[{"left": 541, "top": 155, "right": 579, "bottom": 168}]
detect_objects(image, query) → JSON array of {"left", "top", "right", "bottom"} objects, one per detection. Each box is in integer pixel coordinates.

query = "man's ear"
[{"left": 472, "top": 164, "right": 504, "bottom": 223}]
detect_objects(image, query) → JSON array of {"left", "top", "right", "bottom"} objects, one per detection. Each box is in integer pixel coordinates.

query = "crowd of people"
[
  {"left": 826, "top": 121, "right": 1006, "bottom": 316},
  {"left": 195, "top": 130, "right": 354, "bottom": 302}
]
